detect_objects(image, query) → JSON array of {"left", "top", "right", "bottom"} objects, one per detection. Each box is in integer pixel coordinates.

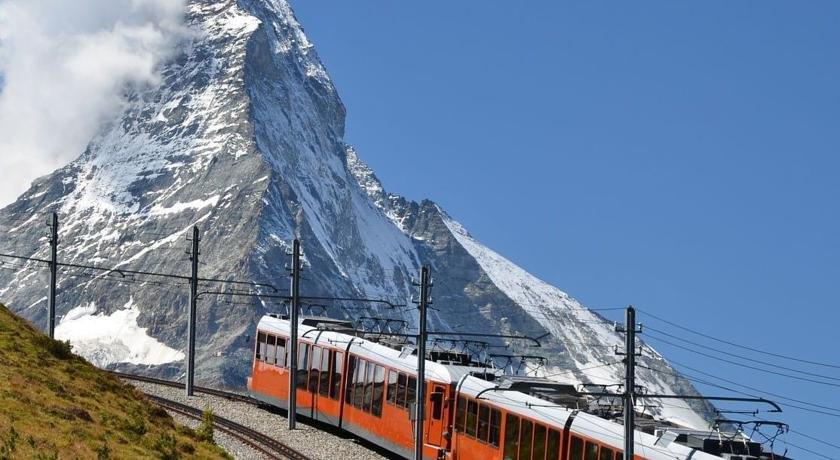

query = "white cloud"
[{"left": 0, "top": 0, "right": 186, "bottom": 207}]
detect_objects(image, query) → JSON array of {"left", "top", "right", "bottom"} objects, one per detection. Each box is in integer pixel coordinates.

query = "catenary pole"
[
  {"left": 47, "top": 212, "right": 59, "bottom": 339},
  {"left": 413, "top": 266, "right": 431, "bottom": 460},
  {"left": 623, "top": 306, "right": 637, "bottom": 460},
  {"left": 186, "top": 226, "right": 200, "bottom": 397},
  {"left": 288, "top": 239, "right": 302, "bottom": 430}
]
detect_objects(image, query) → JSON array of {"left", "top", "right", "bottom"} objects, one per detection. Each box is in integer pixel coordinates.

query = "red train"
[{"left": 247, "top": 315, "right": 762, "bottom": 460}]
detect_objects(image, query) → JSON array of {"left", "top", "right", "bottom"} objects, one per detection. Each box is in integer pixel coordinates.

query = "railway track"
[
  {"left": 145, "top": 394, "right": 310, "bottom": 460},
  {"left": 109, "top": 370, "right": 261, "bottom": 405},
  {"left": 111, "top": 371, "right": 309, "bottom": 459}
]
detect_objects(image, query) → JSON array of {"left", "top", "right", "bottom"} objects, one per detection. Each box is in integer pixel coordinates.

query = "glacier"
[{"left": 56, "top": 298, "right": 185, "bottom": 368}]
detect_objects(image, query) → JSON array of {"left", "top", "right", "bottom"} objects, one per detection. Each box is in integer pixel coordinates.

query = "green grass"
[{"left": 0, "top": 304, "right": 232, "bottom": 459}]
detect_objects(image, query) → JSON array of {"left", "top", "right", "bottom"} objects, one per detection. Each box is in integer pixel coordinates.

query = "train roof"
[
  {"left": 257, "top": 315, "right": 723, "bottom": 460},
  {"left": 459, "top": 376, "right": 722, "bottom": 460},
  {"left": 257, "top": 315, "right": 488, "bottom": 384}
]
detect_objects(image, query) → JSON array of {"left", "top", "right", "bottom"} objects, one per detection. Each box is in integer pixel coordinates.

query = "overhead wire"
[
  {"left": 638, "top": 308, "right": 840, "bottom": 369},
  {"left": 789, "top": 429, "right": 840, "bottom": 451},
  {"left": 541, "top": 360, "right": 623, "bottom": 379},
  {"left": 779, "top": 439, "right": 836, "bottom": 460},
  {"left": 637, "top": 365, "right": 839, "bottom": 458},
  {"left": 644, "top": 333, "right": 840, "bottom": 388},
  {"left": 638, "top": 361, "right": 840, "bottom": 418},
  {"left": 6, "top": 231, "right": 837, "bottom": 458},
  {"left": 644, "top": 325, "right": 840, "bottom": 382}
]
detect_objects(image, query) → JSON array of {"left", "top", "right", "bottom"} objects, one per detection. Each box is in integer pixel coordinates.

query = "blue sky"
[{"left": 292, "top": 1, "right": 839, "bottom": 456}]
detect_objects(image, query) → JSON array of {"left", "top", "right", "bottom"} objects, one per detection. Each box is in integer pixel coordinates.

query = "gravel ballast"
[
  {"left": 168, "top": 412, "right": 266, "bottom": 460},
  {"left": 127, "top": 380, "right": 389, "bottom": 460}
]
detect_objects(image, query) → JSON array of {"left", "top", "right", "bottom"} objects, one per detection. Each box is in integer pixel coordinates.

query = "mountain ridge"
[{"left": 0, "top": 0, "right": 713, "bottom": 430}]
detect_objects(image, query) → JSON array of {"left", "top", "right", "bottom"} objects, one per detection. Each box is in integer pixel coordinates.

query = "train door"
[
  {"left": 307, "top": 345, "right": 323, "bottom": 417},
  {"left": 308, "top": 346, "right": 343, "bottom": 424},
  {"left": 427, "top": 384, "right": 447, "bottom": 447},
  {"left": 296, "top": 342, "right": 313, "bottom": 414}
]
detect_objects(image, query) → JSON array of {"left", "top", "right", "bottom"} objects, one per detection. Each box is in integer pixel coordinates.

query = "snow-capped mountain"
[{"left": 0, "top": 0, "right": 712, "bottom": 429}]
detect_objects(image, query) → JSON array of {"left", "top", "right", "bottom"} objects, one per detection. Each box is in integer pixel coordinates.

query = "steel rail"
[
  {"left": 144, "top": 394, "right": 309, "bottom": 460},
  {"left": 110, "top": 371, "right": 261, "bottom": 405}
]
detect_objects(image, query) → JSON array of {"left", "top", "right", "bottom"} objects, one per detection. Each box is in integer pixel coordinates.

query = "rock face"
[{"left": 0, "top": 0, "right": 712, "bottom": 428}]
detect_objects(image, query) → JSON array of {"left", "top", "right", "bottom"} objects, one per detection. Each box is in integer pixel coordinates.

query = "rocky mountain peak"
[{"left": 0, "top": 0, "right": 714, "bottom": 429}]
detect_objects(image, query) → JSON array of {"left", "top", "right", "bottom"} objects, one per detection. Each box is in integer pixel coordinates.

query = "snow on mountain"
[
  {"left": 56, "top": 298, "right": 184, "bottom": 368},
  {"left": 346, "top": 152, "right": 714, "bottom": 430},
  {"left": 0, "top": 0, "right": 713, "bottom": 429}
]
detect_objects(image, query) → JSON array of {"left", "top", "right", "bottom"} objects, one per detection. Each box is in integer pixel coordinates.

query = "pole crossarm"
[
  {"left": 193, "top": 292, "right": 406, "bottom": 309},
  {"left": 195, "top": 291, "right": 292, "bottom": 301},
  {"left": 0, "top": 252, "right": 156, "bottom": 281},
  {"left": 199, "top": 278, "right": 281, "bottom": 293},
  {"left": 315, "top": 330, "right": 546, "bottom": 349},
  {"left": 0, "top": 252, "right": 51, "bottom": 266},
  {"left": 65, "top": 259, "right": 187, "bottom": 280},
  {"left": 353, "top": 331, "right": 419, "bottom": 340},
  {"left": 193, "top": 291, "right": 405, "bottom": 308},
  {"left": 300, "top": 295, "right": 406, "bottom": 309},
  {"left": 0, "top": 253, "right": 283, "bottom": 291},
  {"left": 580, "top": 393, "right": 783, "bottom": 413},
  {"left": 426, "top": 331, "right": 544, "bottom": 347}
]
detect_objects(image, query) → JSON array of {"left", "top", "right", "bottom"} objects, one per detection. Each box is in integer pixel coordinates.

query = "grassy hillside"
[{"left": 0, "top": 304, "right": 230, "bottom": 459}]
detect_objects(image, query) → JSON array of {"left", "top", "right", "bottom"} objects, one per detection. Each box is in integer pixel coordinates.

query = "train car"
[{"left": 247, "top": 315, "right": 732, "bottom": 460}]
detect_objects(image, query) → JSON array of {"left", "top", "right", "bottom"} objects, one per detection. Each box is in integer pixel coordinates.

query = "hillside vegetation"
[{"left": 0, "top": 304, "right": 230, "bottom": 459}]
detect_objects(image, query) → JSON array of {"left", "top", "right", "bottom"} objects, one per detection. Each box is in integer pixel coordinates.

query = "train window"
[
  {"left": 477, "top": 404, "right": 490, "bottom": 442},
  {"left": 584, "top": 441, "right": 599, "bottom": 460},
  {"left": 569, "top": 436, "right": 584, "bottom": 460},
  {"left": 353, "top": 359, "right": 367, "bottom": 409},
  {"left": 257, "top": 332, "right": 266, "bottom": 361},
  {"left": 345, "top": 356, "right": 357, "bottom": 404},
  {"left": 547, "top": 429, "right": 561, "bottom": 460},
  {"left": 454, "top": 396, "right": 466, "bottom": 433},
  {"left": 489, "top": 408, "right": 501, "bottom": 447},
  {"left": 503, "top": 414, "right": 520, "bottom": 460},
  {"left": 406, "top": 376, "right": 417, "bottom": 408},
  {"left": 266, "top": 335, "right": 277, "bottom": 365},
  {"left": 308, "top": 346, "right": 322, "bottom": 393},
  {"left": 276, "top": 338, "right": 287, "bottom": 367},
  {"left": 330, "top": 352, "right": 343, "bottom": 400},
  {"left": 431, "top": 391, "right": 444, "bottom": 420},
  {"left": 372, "top": 365, "right": 386, "bottom": 417},
  {"left": 386, "top": 370, "right": 398, "bottom": 405},
  {"left": 599, "top": 447, "right": 613, "bottom": 460},
  {"left": 363, "top": 361, "right": 376, "bottom": 412},
  {"left": 466, "top": 400, "right": 478, "bottom": 437},
  {"left": 614, "top": 451, "right": 622, "bottom": 460},
  {"left": 319, "top": 350, "right": 332, "bottom": 397},
  {"left": 296, "top": 343, "right": 309, "bottom": 389},
  {"left": 518, "top": 419, "right": 533, "bottom": 460},
  {"left": 533, "top": 423, "right": 546, "bottom": 460},
  {"left": 397, "top": 373, "right": 408, "bottom": 408}
]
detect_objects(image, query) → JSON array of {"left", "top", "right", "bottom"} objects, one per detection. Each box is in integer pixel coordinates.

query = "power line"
[
  {"left": 645, "top": 325, "right": 840, "bottom": 382},
  {"left": 781, "top": 439, "right": 837, "bottom": 460},
  {"left": 0, "top": 252, "right": 278, "bottom": 292},
  {"left": 645, "top": 333, "right": 840, "bottom": 388},
  {"left": 790, "top": 429, "right": 840, "bottom": 451},
  {"left": 638, "top": 361, "right": 840, "bottom": 418},
  {"left": 639, "top": 308, "right": 840, "bottom": 370},
  {"left": 541, "top": 360, "right": 623, "bottom": 379}
]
